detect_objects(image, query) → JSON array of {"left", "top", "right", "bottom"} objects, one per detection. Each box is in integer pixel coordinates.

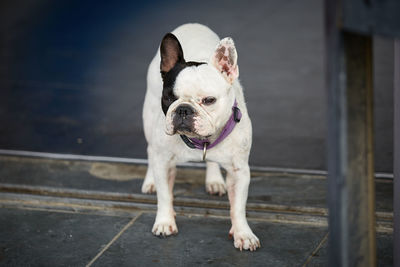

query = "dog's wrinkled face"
[{"left": 160, "top": 33, "right": 239, "bottom": 138}]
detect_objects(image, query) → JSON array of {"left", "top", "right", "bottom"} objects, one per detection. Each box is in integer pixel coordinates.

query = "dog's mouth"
[
  {"left": 175, "top": 123, "right": 193, "bottom": 134},
  {"left": 168, "top": 108, "right": 213, "bottom": 139},
  {"left": 175, "top": 126, "right": 212, "bottom": 140},
  {"left": 174, "top": 122, "right": 205, "bottom": 138}
]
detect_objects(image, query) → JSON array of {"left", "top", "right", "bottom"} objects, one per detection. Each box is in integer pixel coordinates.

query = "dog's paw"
[
  {"left": 229, "top": 227, "right": 260, "bottom": 251},
  {"left": 141, "top": 180, "right": 156, "bottom": 194},
  {"left": 152, "top": 219, "right": 178, "bottom": 237},
  {"left": 205, "top": 181, "right": 226, "bottom": 196}
]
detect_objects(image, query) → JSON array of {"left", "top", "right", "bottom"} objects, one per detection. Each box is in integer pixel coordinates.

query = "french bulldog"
[{"left": 142, "top": 23, "right": 260, "bottom": 251}]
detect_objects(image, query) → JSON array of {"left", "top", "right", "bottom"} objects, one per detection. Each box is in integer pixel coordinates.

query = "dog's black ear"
[{"left": 160, "top": 33, "right": 185, "bottom": 76}]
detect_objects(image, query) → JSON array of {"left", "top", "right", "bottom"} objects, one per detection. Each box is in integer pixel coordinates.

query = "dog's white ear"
[
  {"left": 211, "top": 37, "right": 239, "bottom": 84},
  {"left": 160, "top": 33, "right": 185, "bottom": 76}
]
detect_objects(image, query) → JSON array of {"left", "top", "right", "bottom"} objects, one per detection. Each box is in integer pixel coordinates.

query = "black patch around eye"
[
  {"left": 161, "top": 63, "right": 184, "bottom": 115},
  {"left": 160, "top": 61, "right": 206, "bottom": 115},
  {"left": 161, "top": 86, "right": 177, "bottom": 115}
]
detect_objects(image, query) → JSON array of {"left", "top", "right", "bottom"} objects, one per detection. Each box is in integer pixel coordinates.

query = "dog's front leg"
[
  {"left": 151, "top": 155, "right": 178, "bottom": 236},
  {"left": 226, "top": 163, "right": 260, "bottom": 251}
]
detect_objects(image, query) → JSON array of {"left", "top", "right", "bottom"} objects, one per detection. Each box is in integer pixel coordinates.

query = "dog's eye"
[{"left": 202, "top": 97, "right": 216, "bottom": 105}]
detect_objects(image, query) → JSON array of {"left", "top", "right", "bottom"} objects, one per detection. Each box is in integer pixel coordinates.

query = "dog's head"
[{"left": 160, "top": 33, "right": 239, "bottom": 139}]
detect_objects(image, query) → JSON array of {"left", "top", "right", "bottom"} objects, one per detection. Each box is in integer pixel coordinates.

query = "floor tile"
[
  {"left": 94, "top": 213, "right": 327, "bottom": 267},
  {"left": 0, "top": 208, "right": 136, "bottom": 267},
  {"left": 306, "top": 233, "right": 393, "bottom": 266}
]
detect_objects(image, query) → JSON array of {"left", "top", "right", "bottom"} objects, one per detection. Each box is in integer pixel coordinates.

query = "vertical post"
[
  {"left": 343, "top": 31, "right": 376, "bottom": 267},
  {"left": 394, "top": 39, "right": 400, "bottom": 267},
  {"left": 325, "top": 1, "right": 376, "bottom": 266}
]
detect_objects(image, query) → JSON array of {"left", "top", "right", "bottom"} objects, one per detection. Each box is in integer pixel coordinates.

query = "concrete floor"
[{"left": 0, "top": 155, "right": 394, "bottom": 266}]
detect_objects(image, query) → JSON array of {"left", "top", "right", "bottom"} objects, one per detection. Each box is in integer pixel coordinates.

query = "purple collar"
[{"left": 180, "top": 100, "right": 242, "bottom": 150}]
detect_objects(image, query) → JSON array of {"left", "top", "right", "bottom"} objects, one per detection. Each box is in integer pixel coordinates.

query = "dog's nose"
[{"left": 176, "top": 104, "right": 194, "bottom": 118}]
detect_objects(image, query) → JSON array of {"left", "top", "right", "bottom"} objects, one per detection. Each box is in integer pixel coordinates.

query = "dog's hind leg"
[{"left": 205, "top": 161, "right": 226, "bottom": 196}]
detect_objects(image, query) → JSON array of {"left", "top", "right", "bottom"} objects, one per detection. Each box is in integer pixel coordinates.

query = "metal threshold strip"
[{"left": 0, "top": 149, "right": 393, "bottom": 179}]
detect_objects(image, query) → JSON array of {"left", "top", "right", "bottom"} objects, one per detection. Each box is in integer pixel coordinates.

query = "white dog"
[{"left": 142, "top": 23, "right": 260, "bottom": 251}]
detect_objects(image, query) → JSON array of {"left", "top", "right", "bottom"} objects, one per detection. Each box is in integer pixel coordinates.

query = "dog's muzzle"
[{"left": 172, "top": 104, "right": 195, "bottom": 133}]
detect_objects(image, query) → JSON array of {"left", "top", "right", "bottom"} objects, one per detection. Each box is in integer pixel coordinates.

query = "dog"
[{"left": 142, "top": 23, "right": 260, "bottom": 251}]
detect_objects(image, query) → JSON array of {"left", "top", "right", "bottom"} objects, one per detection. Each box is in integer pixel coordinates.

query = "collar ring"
[{"left": 202, "top": 143, "right": 208, "bottom": 161}]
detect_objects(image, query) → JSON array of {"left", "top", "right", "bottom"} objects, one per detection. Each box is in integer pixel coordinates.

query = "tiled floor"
[
  {"left": 0, "top": 208, "right": 135, "bottom": 266},
  {"left": 0, "top": 207, "right": 393, "bottom": 267},
  {"left": 92, "top": 213, "right": 328, "bottom": 267},
  {"left": 0, "top": 156, "right": 394, "bottom": 266}
]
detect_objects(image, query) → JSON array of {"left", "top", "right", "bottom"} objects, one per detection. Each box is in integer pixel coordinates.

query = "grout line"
[
  {"left": 302, "top": 232, "right": 329, "bottom": 267},
  {"left": 85, "top": 212, "right": 143, "bottom": 267},
  {"left": 0, "top": 148, "right": 393, "bottom": 178}
]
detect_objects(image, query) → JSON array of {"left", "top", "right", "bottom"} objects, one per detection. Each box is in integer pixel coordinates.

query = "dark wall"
[{"left": 0, "top": 0, "right": 394, "bottom": 172}]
